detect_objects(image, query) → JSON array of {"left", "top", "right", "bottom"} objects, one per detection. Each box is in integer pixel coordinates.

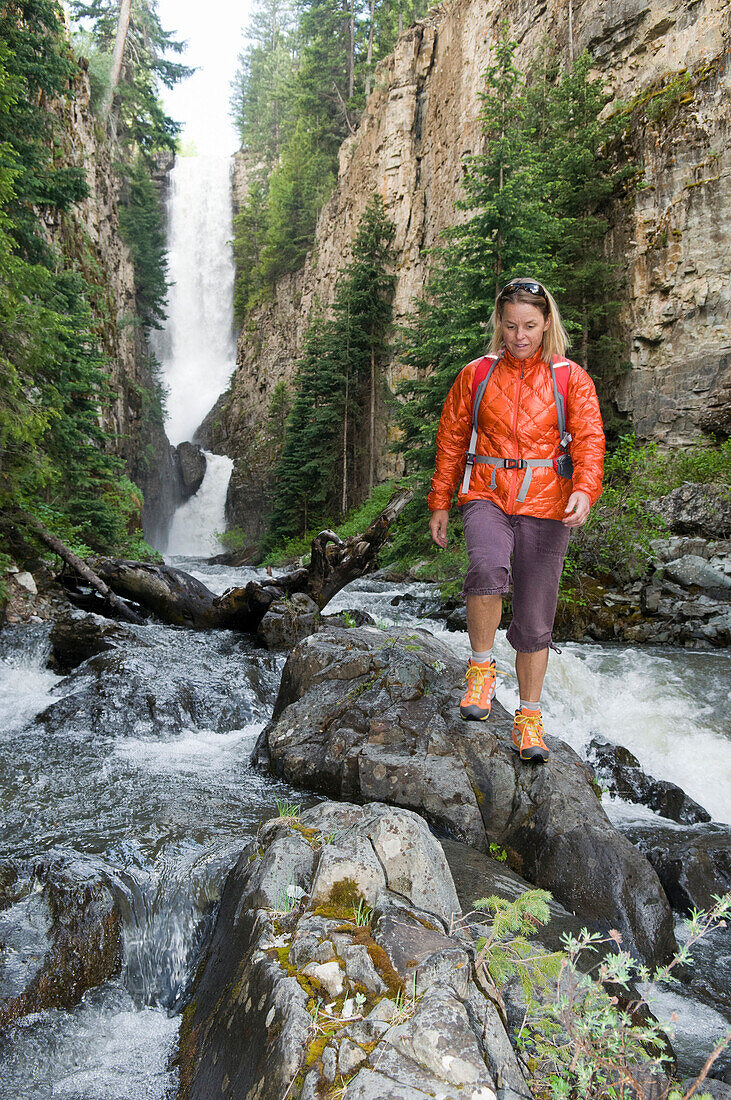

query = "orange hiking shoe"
[
  {"left": 459, "top": 659, "right": 497, "bottom": 720},
  {"left": 512, "top": 709, "right": 549, "bottom": 763}
]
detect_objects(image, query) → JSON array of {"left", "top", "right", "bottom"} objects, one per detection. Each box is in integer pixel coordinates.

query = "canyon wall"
[
  {"left": 51, "top": 61, "right": 176, "bottom": 541},
  {"left": 202, "top": 0, "right": 730, "bottom": 541}
]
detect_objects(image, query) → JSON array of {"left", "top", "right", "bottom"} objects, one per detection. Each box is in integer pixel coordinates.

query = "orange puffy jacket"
[{"left": 427, "top": 347, "right": 605, "bottom": 520}]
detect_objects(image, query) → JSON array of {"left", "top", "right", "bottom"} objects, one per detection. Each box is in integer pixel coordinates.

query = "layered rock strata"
[
  {"left": 205, "top": 0, "right": 731, "bottom": 541},
  {"left": 254, "top": 626, "right": 676, "bottom": 966},
  {"left": 176, "top": 801, "right": 530, "bottom": 1100}
]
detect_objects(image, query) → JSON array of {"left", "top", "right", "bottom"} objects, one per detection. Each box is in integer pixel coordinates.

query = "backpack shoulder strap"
[
  {"left": 470, "top": 354, "right": 500, "bottom": 425},
  {"left": 461, "top": 354, "right": 500, "bottom": 494},
  {"left": 550, "top": 356, "right": 572, "bottom": 447}
]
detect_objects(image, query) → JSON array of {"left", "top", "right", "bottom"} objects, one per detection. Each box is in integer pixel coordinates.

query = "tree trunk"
[
  {"left": 348, "top": 0, "right": 355, "bottom": 100},
  {"left": 342, "top": 368, "right": 349, "bottom": 514},
  {"left": 101, "top": 0, "right": 132, "bottom": 124},
  {"left": 365, "top": 0, "right": 375, "bottom": 98},
  {"left": 369, "top": 324, "right": 376, "bottom": 490},
  {"left": 19, "top": 512, "right": 144, "bottom": 625}
]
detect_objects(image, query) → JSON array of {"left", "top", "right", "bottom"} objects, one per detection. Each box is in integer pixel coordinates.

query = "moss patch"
[{"left": 312, "top": 878, "right": 366, "bottom": 920}]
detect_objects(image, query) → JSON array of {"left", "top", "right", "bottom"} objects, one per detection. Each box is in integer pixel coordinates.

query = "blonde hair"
[{"left": 488, "top": 279, "right": 570, "bottom": 359}]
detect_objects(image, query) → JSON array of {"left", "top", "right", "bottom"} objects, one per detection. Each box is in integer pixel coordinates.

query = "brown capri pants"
[{"left": 460, "top": 499, "right": 570, "bottom": 653}]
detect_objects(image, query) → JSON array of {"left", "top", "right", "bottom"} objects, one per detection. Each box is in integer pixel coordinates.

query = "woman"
[{"left": 428, "top": 279, "right": 605, "bottom": 762}]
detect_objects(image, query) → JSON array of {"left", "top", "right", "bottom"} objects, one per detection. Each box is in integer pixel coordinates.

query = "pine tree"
[
  {"left": 231, "top": 0, "right": 296, "bottom": 166},
  {"left": 259, "top": 120, "right": 336, "bottom": 285},
  {"left": 268, "top": 196, "right": 395, "bottom": 544},
  {"left": 118, "top": 151, "right": 168, "bottom": 329},
  {"left": 70, "top": 0, "right": 191, "bottom": 156}
]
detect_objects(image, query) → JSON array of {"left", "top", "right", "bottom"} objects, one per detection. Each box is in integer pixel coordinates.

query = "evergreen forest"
[
  {"left": 0, "top": 0, "right": 186, "bottom": 564},
  {"left": 229, "top": 0, "right": 432, "bottom": 321}
]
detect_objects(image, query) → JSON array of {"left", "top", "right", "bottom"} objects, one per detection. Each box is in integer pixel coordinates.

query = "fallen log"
[
  {"left": 19, "top": 512, "right": 145, "bottom": 625},
  {"left": 91, "top": 487, "right": 414, "bottom": 631}
]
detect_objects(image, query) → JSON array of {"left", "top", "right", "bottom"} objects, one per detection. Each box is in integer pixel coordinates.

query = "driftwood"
[
  {"left": 20, "top": 512, "right": 145, "bottom": 625},
  {"left": 77, "top": 488, "right": 414, "bottom": 631}
]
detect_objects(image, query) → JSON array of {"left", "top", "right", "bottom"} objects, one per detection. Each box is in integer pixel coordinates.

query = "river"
[{"left": 0, "top": 561, "right": 728, "bottom": 1096}]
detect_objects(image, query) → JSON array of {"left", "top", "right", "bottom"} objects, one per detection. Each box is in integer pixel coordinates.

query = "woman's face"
[{"left": 501, "top": 301, "right": 551, "bottom": 360}]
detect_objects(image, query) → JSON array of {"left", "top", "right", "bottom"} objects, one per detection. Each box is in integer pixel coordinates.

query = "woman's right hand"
[{"left": 429, "top": 509, "right": 449, "bottom": 548}]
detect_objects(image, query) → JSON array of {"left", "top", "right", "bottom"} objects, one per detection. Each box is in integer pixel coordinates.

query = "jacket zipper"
[{"left": 506, "top": 362, "right": 523, "bottom": 514}]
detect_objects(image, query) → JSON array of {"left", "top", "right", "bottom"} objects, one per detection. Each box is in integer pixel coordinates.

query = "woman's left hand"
[{"left": 562, "top": 491, "right": 591, "bottom": 528}]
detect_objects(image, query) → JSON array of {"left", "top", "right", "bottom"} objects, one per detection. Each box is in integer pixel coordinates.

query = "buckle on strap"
[
  {"left": 503, "top": 458, "right": 527, "bottom": 470},
  {"left": 465, "top": 452, "right": 476, "bottom": 466}
]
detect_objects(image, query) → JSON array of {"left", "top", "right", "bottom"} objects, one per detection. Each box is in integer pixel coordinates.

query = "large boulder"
[
  {"left": 255, "top": 627, "right": 676, "bottom": 966},
  {"left": 0, "top": 857, "right": 122, "bottom": 1026},
  {"left": 619, "top": 819, "right": 731, "bottom": 914},
  {"left": 257, "top": 593, "right": 320, "bottom": 650},
  {"left": 176, "top": 801, "right": 530, "bottom": 1100},
  {"left": 174, "top": 442, "right": 207, "bottom": 500},
  {"left": 649, "top": 482, "right": 731, "bottom": 539},
  {"left": 48, "top": 611, "right": 131, "bottom": 673}
]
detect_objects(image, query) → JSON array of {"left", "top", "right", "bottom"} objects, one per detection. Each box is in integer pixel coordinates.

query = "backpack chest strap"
[{"left": 464, "top": 456, "right": 556, "bottom": 500}]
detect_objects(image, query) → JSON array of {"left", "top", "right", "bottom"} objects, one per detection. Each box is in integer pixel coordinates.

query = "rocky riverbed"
[{"left": 0, "top": 553, "right": 730, "bottom": 1096}]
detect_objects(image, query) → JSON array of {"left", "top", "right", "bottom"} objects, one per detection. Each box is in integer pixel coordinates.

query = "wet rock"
[
  {"left": 256, "top": 592, "right": 320, "bottom": 650},
  {"left": 0, "top": 858, "right": 122, "bottom": 1027},
  {"left": 620, "top": 820, "right": 731, "bottom": 915},
  {"left": 37, "top": 624, "right": 265, "bottom": 738},
  {"left": 649, "top": 482, "right": 731, "bottom": 539},
  {"left": 445, "top": 606, "right": 468, "bottom": 632},
  {"left": 174, "top": 442, "right": 207, "bottom": 500},
  {"left": 177, "top": 801, "right": 528, "bottom": 1100},
  {"left": 321, "top": 607, "right": 377, "bottom": 629},
  {"left": 256, "top": 626, "right": 676, "bottom": 966},
  {"left": 588, "top": 736, "right": 711, "bottom": 825},
  {"left": 48, "top": 612, "right": 130, "bottom": 673}
]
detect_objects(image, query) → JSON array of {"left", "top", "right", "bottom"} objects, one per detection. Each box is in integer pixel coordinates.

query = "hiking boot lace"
[
  {"left": 463, "top": 662, "right": 502, "bottom": 704},
  {"left": 514, "top": 711, "right": 546, "bottom": 747}
]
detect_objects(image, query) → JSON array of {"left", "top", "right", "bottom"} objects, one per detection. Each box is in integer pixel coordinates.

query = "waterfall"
[
  {"left": 153, "top": 155, "right": 237, "bottom": 447},
  {"left": 152, "top": 154, "right": 237, "bottom": 555},
  {"left": 166, "top": 452, "right": 233, "bottom": 557}
]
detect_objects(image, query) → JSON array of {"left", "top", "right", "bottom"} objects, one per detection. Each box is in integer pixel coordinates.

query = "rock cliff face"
[
  {"left": 204, "top": 0, "right": 730, "bottom": 541},
  {"left": 51, "top": 61, "right": 176, "bottom": 542}
]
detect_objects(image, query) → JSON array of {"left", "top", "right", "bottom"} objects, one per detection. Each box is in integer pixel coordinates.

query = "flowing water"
[
  {"left": 151, "top": 155, "right": 237, "bottom": 448},
  {"left": 152, "top": 153, "right": 238, "bottom": 556},
  {"left": 0, "top": 570, "right": 729, "bottom": 1094},
  {"left": 165, "top": 453, "right": 234, "bottom": 557}
]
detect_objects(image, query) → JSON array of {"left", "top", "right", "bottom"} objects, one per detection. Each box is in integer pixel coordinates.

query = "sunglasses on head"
[{"left": 498, "top": 280, "right": 546, "bottom": 299}]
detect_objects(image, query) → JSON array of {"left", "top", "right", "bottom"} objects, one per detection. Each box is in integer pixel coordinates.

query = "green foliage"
[
  {"left": 232, "top": 174, "right": 269, "bottom": 323},
  {"left": 70, "top": 0, "right": 191, "bottom": 158},
  {"left": 231, "top": 0, "right": 296, "bottom": 167},
  {"left": 569, "top": 434, "right": 730, "bottom": 582},
  {"left": 229, "top": 0, "right": 432, "bottom": 317},
  {"left": 258, "top": 121, "right": 336, "bottom": 286},
  {"left": 118, "top": 151, "right": 168, "bottom": 329},
  {"left": 0, "top": 2, "right": 170, "bottom": 560},
  {"left": 0, "top": 1, "right": 87, "bottom": 265},
  {"left": 473, "top": 890, "right": 562, "bottom": 1013},
  {"left": 267, "top": 195, "right": 395, "bottom": 545},
  {"left": 524, "top": 894, "right": 731, "bottom": 1099}
]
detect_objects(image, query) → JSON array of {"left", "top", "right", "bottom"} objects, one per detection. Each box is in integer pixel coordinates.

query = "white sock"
[
  {"left": 471, "top": 650, "right": 493, "bottom": 665},
  {"left": 520, "top": 699, "right": 541, "bottom": 712}
]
